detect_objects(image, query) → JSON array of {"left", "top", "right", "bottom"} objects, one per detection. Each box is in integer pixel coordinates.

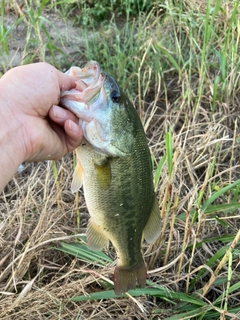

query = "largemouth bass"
[{"left": 60, "top": 61, "right": 161, "bottom": 295}]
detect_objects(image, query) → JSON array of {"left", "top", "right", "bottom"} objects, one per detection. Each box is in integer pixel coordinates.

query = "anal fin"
[
  {"left": 87, "top": 219, "right": 109, "bottom": 251},
  {"left": 143, "top": 194, "right": 161, "bottom": 243}
]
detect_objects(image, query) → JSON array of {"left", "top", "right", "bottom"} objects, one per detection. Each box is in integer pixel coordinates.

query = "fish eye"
[{"left": 111, "top": 90, "right": 121, "bottom": 103}]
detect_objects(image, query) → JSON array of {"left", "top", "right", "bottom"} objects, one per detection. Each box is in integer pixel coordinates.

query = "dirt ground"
[{"left": 1, "top": 11, "right": 92, "bottom": 71}]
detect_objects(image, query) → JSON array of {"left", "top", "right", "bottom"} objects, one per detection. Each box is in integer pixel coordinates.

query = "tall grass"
[{"left": 0, "top": 0, "right": 240, "bottom": 319}]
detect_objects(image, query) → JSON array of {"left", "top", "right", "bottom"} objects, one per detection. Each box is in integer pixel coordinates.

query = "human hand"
[
  {"left": 0, "top": 62, "right": 83, "bottom": 163},
  {"left": 0, "top": 62, "right": 83, "bottom": 191}
]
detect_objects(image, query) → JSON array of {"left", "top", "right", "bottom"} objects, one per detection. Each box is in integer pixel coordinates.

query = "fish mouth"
[
  {"left": 60, "top": 61, "right": 106, "bottom": 121},
  {"left": 60, "top": 61, "right": 114, "bottom": 153}
]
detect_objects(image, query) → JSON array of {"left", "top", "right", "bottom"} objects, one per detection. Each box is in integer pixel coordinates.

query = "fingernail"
[
  {"left": 53, "top": 105, "right": 66, "bottom": 119},
  {"left": 68, "top": 120, "right": 80, "bottom": 133}
]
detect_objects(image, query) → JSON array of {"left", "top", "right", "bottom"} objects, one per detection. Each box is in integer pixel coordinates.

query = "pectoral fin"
[
  {"left": 143, "top": 194, "right": 161, "bottom": 243},
  {"left": 94, "top": 157, "right": 111, "bottom": 191},
  {"left": 87, "top": 219, "right": 109, "bottom": 251},
  {"left": 71, "top": 162, "right": 84, "bottom": 193}
]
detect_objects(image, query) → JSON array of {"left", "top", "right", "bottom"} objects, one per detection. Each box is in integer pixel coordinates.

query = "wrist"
[{"left": 0, "top": 100, "right": 26, "bottom": 192}]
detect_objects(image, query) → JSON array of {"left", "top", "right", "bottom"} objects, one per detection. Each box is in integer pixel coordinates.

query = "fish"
[{"left": 60, "top": 61, "right": 161, "bottom": 295}]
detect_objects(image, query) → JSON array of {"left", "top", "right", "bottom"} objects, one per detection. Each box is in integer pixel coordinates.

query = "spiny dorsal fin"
[
  {"left": 71, "top": 162, "right": 83, "bottom": 193},
  {"left": 87, "top": 219, "right": 109, "bottom": 251},
  {"left": 143, "top": 194, "right": 161, "bottom": 243}
]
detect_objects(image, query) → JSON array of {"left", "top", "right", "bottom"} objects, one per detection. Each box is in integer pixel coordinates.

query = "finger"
[
  {"left": 64, "top": 119, "right": 83, "bottom": 151},
  {"left": 49, "top": 105, "right": 79, "bottom": 126},
  {"left": 56, "top": 69, "right": 76, "bottom": 91},
  {"left": 42, "top": 119, "right": 69, "bottom": 160},
  {"left": 48, "top": 111, "right": 83, "bottom": 154}
]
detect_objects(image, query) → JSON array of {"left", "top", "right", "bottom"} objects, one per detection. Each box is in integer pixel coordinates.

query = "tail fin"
[{"left": 114, "top": 259, "right": 147, "bottom": 295}]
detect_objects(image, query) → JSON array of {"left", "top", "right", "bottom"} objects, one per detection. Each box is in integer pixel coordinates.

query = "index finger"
[{"left": 57, "top": 70, "right": 76, "bottom": 91}]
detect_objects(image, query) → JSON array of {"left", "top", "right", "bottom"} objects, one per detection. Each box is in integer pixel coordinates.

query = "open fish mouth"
[{"left": 60, "top": 61, "right": 106, "bottom": 122}]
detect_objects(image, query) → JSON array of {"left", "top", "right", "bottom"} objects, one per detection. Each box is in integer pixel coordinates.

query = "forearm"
[
  {"left": 0, "top": 149, "right": 22, "bottom": 192},
  {"left": 0, "top": 119, "right": 25, "bottom": 192}
]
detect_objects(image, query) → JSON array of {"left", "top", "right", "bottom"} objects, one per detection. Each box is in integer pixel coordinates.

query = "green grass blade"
[
  {"left": 177, "top": 203, "right": 240, "bottom": 221},
  {"left": 154, "top": 43, "right": 181, "bottom": 74},
  {"left": 214, "top": 281, "right": 240, "bottom": 305},
  {"left": 189, "top": 246, "right": 229, "bottom": 289},
  {"left": 71, "top": 282, "right": 208, "bottom": 306},
  {"left": 186, "top": 235, "right": 236, "bottom": 250},
  {"left": 204, "top": 202, "right": 240, "bottom": 215},
  {"left": 58, "top": 242, "right": 112, "bottom": 265},
  {"left": 166, "top": 129, "right": 173, "bottom": 177},
  {"left": 163, "top": 306, "right": 212, "bottom": 320},
  {"left": 201, "top": 179, "right": 240, "bottom": 213},
  {"left": 154, "top": 154, "right": 166, "bottom": 189}
]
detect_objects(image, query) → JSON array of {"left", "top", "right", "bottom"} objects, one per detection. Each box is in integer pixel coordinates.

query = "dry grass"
[{"left": 0, "top": 0, "right": 240, "bottom": 319}]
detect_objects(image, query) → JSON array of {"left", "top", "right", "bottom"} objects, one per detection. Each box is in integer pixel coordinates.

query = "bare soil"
[{"left": 1, "top": 11, "right": 92, "bottom": 71}]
